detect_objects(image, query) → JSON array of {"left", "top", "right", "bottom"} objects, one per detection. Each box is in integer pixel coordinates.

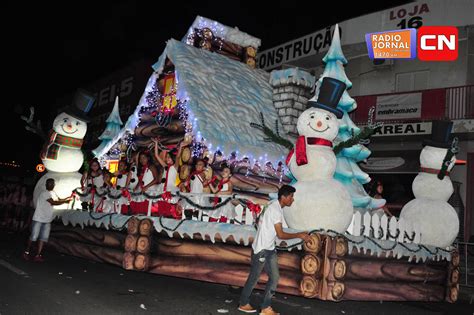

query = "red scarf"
[
  {"left": 40, "top": 130, "right": 84, "bottom": 160},
  {"left": 420, "top": 167, "right": 450, "bottom": 176},
  {"left": 185, "top": 170, "right": 204, "bottom": 192},
  {"left": 213, "top": 178, "right": 230, "bottom": 206},
  {"left": 286, "top": 136, "right": 333, "bottom": 166},
  {"left": 137, "top": 165, "right": 148, "bottom": 189}
]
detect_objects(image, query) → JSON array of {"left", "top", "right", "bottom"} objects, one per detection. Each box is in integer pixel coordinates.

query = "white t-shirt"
[
  {"left": 252, "top": 200, "right": 288, "bottom": 254},
  {"left": 32, "top": 190, "right": 56, "bottom": 223}
]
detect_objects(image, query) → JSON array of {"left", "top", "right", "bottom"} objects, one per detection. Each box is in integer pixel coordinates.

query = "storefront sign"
[
  {"left": 257, "top": 1, "right": 474, "bottom": 70},
  {"left": 375, "top": 93, "right": 422, "bottom": 120},
  {"left": 373, "top": 122, "right": 431, "bottom": 137}
]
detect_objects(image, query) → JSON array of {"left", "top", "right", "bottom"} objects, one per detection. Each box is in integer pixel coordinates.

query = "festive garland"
[
  {"left": 159, "top": 216, "right": 188, "bottom": 232},
  {"left": 175, "top": 191, "right": 235, "bottom": 211},
  {"left": 73, "top": 188, "right": 239, "bottom": 211}
]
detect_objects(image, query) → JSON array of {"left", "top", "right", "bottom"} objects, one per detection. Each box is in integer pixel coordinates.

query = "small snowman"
[
  {"left": 284, "top": 77, "right": 353, "bottom": 232},
  {"left": 33, "top": 90, "right": 94, "bottom": 209},
  {"left": 400, "top": 121, "right": 461, "bottom": 248}
]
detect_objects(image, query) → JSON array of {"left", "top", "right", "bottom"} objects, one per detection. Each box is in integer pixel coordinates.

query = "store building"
[{"left": 258, "top": 0, "right": 474, "bottom": 241}]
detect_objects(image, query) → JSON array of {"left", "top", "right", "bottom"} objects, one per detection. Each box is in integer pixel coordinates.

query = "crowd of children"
[{"left": 80, "top": 137, "right": 237, "bottom": 223}]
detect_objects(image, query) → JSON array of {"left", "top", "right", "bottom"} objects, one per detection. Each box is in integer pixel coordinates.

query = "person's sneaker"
[
  {"left": 22, "top": 251, "right": 30, "bottom": 261},
  {"left": 260, "top": 306, "right": 279, "bottom": 315},
  {"left": 238, "top": 304, "right": 257, "bottom": 313},
  {"left": 33, "top": 255, "right": 44, "bottom": 263}
]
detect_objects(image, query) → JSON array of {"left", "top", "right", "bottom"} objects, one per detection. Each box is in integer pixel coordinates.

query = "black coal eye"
[
  {"left": 76, "top": 121, "right": 80, "bottom": 126},
  {"left": 310, "top": 115, "right": 315, "bottom": 119},
  {"left": 63, "top": 118, "right": 68, "bottom": 123},
  {"left": 326, "top": 116, "right": 330, "bottom": 120}
]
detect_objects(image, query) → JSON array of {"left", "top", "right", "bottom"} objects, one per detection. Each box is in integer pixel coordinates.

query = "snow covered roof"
[
  {"left": 269, "top": 68, "right": 315, "bottom": 89},
  {"left": 151, "top": 39, "right": 288, "bottom": 162},
  {"left": 182, "top": 16, "right": 261, "bottom": 49}
]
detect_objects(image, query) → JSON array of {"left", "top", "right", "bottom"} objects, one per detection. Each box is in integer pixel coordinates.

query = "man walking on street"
[
  {"left": 238, "top": 185, "right": 310, "bottom": 315},
  {"left": 22, "top": 178, "right": 72, "bottom": 262}
]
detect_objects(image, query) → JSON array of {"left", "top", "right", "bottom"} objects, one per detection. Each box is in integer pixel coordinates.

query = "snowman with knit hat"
[
  {"left": 284, "top": 77, "right": 353, "bottom": 232},
  {"left": 400, "top": 120, "right": 462, "bottom": 248},
  {"left": 33, "top": 89, "right": 94, "bottom": 209}
]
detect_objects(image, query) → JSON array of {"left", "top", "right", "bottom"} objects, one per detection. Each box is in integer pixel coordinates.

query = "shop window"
[{"left": 395, "top": 70, "right": 429, "bottom": 92}]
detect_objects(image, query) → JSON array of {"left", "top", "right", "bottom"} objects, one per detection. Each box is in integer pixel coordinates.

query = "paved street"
[{"left": 0, "top": 231, "right": 472, "bottom": 315}]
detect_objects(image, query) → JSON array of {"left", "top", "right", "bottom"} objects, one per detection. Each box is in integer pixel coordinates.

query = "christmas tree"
[
  {"left": 92, "top": 96, "right": 123, "bottom": 157},
  {"left": 317, "top": 25, "right": 385, "bottom": 211}
]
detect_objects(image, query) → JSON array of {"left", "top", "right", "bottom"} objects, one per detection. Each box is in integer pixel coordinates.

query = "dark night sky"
[{"left": 2, "top": 0, "right": 411, "bottom": 173}]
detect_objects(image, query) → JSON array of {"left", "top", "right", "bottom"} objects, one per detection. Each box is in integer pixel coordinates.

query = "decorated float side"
[{"left": 31, "top": 16, "right": 460, "bottom": 303}]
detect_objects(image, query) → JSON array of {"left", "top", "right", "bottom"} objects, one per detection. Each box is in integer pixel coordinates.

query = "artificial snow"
[
  {"left": 269, "top": 68, "right": 315, "bottom": 89},
  {"left": 53, "top": 210, "right": 452, "bottom": 262},
  {"left": 152, "top": 39, "right": 288, "bottom": 162},
  {"left": 53, "top": 210, "right": 302, "bottom": 251}
]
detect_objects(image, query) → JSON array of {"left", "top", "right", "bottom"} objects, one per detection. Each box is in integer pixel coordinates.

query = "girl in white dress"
[
  {"left": 81, "top": 159, "right": 109, "bottom": 212},
  {"left": 130, "top": 151, "right": 160, "bottom": 215},
  {"left": 209, "top": 165, "right": 235, "bottom": 223}
]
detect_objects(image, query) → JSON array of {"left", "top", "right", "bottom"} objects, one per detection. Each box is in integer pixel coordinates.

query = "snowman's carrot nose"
[
  {"left": 316, "top": 121, "right": 322, "bottom": 127},
  {"left": 455, "top": 159, "right": 466, "bottom": 165}
]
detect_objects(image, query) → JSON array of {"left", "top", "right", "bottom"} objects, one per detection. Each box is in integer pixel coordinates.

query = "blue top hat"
[
  {"left": 308, "top": 77, "right": 345, "bottom": 119},
  {"left": 63, "top": 89, "right": 95, "bottom": 123},
  {"left": 423, "top": 120, "right": 453, "bottom": 149}
]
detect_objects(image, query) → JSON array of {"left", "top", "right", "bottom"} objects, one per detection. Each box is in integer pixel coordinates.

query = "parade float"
[{"left": 35, "top": 17, "right": 460, "bottom": 303}]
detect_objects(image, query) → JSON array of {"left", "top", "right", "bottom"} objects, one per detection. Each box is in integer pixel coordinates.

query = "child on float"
[
  {"left": 208, "top": 164, "right": 235, "bottom": 223},
  {"left": 111, "top": 159, "right": 132, "bottom": 214},
  {"left": 129, "top": 150, "right": 161, "bottom": 215},
  {"left": 80, "top": 159, "right": 109, "bottom": 211},
  {"left": 152, "top": 137, "right": 183, "bottom": 219},
  {"left": 126, "top": 151, "right": 140, "bottom": 191},
  {"left": 184, "top": 158, "right": 208, "bottom": 220},
  {"left": 95, "top": 168, "right": 114, "bottom": 213}
]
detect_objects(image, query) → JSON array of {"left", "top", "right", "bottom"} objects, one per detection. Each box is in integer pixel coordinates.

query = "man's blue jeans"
[{"left": 239, "top": 249, "right": 280, "bottom": 309}]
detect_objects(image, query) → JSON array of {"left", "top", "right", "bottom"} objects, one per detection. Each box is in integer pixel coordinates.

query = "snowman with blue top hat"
[{"left": 284, "top": 77, "right": 353, "bottom": 232}]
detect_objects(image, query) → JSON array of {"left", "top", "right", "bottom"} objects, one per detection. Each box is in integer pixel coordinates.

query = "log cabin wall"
[
  {"left": 188, "top": 28, "right": 257, "bottom": 68},
  {"left": 47, "top": 221, "right": 458, "bottom": 303}
]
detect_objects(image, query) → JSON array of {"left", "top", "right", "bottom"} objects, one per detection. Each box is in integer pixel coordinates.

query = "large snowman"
[
  {"left": 284, "top": 77, "right": 353, "bottom": 232},
  {"left": 33, "top": 90, "right": 94, "bottom": 209},
  {"left": 400, "top": 121, "right": 460, "bottom": 248}
]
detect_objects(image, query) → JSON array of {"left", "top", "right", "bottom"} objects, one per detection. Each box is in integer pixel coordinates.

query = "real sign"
[{"left": 372, "top": 122, "right": 431, "bottom": 137}]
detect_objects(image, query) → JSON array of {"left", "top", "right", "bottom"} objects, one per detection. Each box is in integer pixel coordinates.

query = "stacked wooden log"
[
  {"left": 47, "top": 224, "right": 125, "bottom": 267},
  {"left": 48, "top": 218, "right": 456, "bottom": 303},
  {"left": 147, "top": 237, "right": 302, "bottom": 296},
  {"left": 123, "top": 217, "right": 153, "bottom": 271},
  {"left": 299, "top": 233, "right": 323, "bottom": 298},
  {"left": 307, "top": 234, "right": 450, "bottom": 302},
  {"left": 446, "top": 249, "right": 460, "bottom": 303}
]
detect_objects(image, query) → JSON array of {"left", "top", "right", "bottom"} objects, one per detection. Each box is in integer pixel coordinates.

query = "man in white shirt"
[
  {"left": 239, "top": 185, "right": 310, "bottom": 315},
  {"left": 23, "top": 178, "right": 71, "bottom": 262}
]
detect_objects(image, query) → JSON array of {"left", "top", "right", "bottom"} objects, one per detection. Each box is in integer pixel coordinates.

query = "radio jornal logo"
[
  {"left": 366, "top": 29, "right": 416, "bottom": 60},
  {"left": 366, "top": 26, "right": 458, "bottom": 61}
]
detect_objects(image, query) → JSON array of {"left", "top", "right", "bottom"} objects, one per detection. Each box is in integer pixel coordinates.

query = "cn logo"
[{"left": 417, "top": 26, "right": 458, "bottom": 61}]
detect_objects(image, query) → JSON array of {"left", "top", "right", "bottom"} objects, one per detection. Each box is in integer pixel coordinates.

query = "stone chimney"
[{"left": 269, "top": 68, "right": 315, "bottom": 136}]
